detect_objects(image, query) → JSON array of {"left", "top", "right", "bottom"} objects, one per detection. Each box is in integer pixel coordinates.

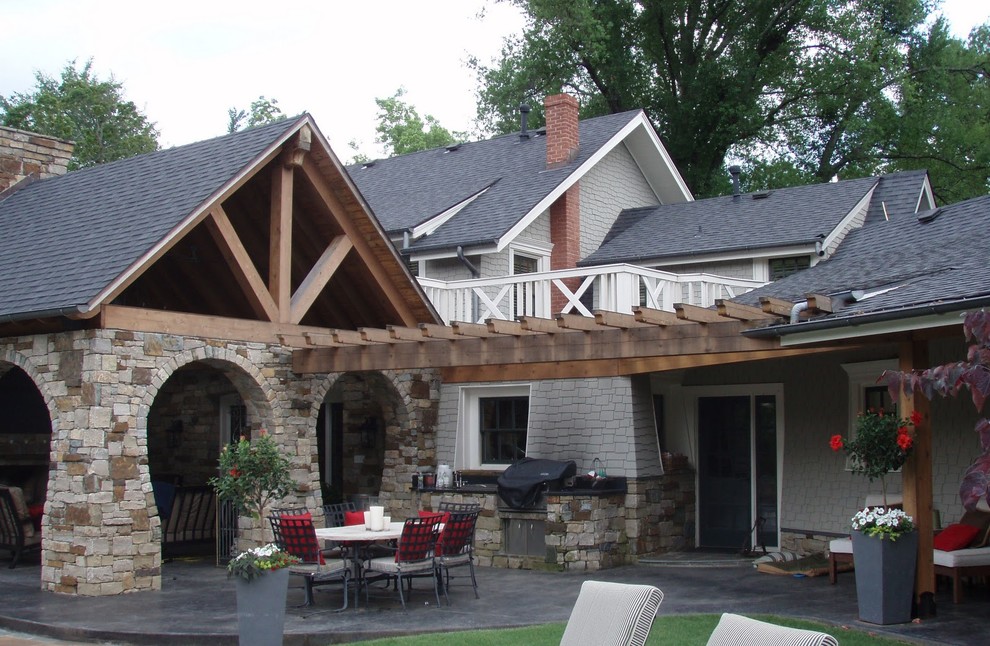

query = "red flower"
[
  {"left": 897, "top": 425, "right": 909, "bottom": 436},
  {"left": 910, "top": 410, "right": 922, "bottom": 426},
  {"left": 829, "top": 434, "right": 844, "bottom": 451},
  {"left": 229, "top": 468, "right": 240, "bottom": 478},
  {"left": 897, "top": 433, "right": 913, "bottom": 451}
]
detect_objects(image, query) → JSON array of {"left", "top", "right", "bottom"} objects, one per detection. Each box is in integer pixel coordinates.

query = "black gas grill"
[{"left": 496, "top": 458, "right": 577, "bottom": 509}]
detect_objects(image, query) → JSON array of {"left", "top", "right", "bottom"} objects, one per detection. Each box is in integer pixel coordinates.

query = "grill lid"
[{"left": 496, "top": 457, "right": 577, "bottom": 509}]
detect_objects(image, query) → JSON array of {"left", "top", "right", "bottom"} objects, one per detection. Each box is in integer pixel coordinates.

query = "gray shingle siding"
[{"left": 579, "top": 143, "right": 660, "bottom": 259}]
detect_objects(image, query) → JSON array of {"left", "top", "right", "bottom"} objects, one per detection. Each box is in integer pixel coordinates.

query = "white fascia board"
[
  {"left": 821, "top": 183, "right": 877, "bottom": 252},
  {"left": 917, "top": 176, "right": 936, "bottom": 212},
  {"left": 88, "top": 115, "right": 311, "bottom": 313},
  {"left": 621, "top": 114, "right": 694, "bottom": 203},
  {"left": 636, "top": 243, "right": 818, "bottom": 268},
  {"left": 409, "top": 244, "right": 499, "bottom": 263},
  {"left": 778, "top": 311, "right": 961, "bottom": 347},
  {"left": 494, "top": 112, "right": 693, "bottom": 253},
  {"left": 411, "top": 186, "right": 491, "bottom": 240}
]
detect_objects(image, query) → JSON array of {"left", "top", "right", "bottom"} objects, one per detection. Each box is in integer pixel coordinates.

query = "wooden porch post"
[{"left": 899, "top": 338, "right": 935, "bottom": 618}]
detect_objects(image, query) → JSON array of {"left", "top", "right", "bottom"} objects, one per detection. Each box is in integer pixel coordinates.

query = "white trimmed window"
[
  {"left": 455, "top": 384, "right": 531, "bottom": 470},
  {"left": 842, "top": 359, "right": 897, "bottom": 469}
]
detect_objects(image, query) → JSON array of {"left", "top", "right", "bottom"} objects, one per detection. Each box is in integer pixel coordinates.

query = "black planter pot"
[{"left": 851, "top": 530, "right": 918, "bottom": 625}]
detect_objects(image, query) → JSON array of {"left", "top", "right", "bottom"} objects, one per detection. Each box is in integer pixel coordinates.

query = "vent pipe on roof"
[
  {"left": 519, "top": 103, "right": 531, "bottom": 141},
  {"left": 729, "top": 165, "right": 742, "bottom": 201}
]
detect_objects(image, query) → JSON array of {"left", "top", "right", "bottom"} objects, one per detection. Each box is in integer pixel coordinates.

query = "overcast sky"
[{"left": 1, "top": 0, "right": 987, "bottom": 163}]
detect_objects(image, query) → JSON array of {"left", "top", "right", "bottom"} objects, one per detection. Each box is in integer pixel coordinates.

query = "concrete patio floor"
[{"left": 0, "top": 554, "right": 986, "bottom": 645}]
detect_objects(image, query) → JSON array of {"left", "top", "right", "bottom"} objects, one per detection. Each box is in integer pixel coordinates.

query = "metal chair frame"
[
  {"left": 362, "top": 516, "right": 443, "bottom": 610},
  {"left": 269, "top": 513, "right": 350, "bottom": 610},
  {"left": 434, "top": 510, "right": 480, "bottom": 604}
]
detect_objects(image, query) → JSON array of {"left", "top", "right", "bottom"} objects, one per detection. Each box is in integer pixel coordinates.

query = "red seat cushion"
[
  {"left": 280, "top": 513, "right": 324, "bottom": 564},
  {"left": 934, "top": 523, "right": 980, "bottom": 551},
  {"left": 344, "top": 510, "right": 365, "bottom": 526},
  {"left": 419, "top": 510, "right": 450, "bottom": 524}
]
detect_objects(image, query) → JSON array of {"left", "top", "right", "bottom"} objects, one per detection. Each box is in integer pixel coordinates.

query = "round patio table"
[{"left": 316, "top": 521, "right": 406, "bottom": 605}]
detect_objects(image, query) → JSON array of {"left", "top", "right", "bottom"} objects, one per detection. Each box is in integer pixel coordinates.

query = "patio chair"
[
  {"left": 437, "top": 500, "right": 481, "bottom": 514},
  {"left": 434, "top": 510, "right": 480, "bottom": 604},
  {"left": 362, "top": 515, "right": 443, "bottom": 610},
  {"left": 560, "top": 580, "right": 663, "bottom": 646},
  {"left": 323, "top": 502, "right": 357, "bottom": 528},
  {"left": 269, "top": 512, "right": 350, "bottom": 610},
  {"left": 0, "top": 486, "right": 41, "bottom": 569},
  {"left": 705, "top": 613, "right": 838, "bottom": 646}
]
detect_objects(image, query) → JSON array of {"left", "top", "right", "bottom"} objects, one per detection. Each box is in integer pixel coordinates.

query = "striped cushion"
[
  {"left": 706, "top": 613, "right": 838, "bottom": 646},
  {"left": 559, "top": 580, "right": 663, "bottom": 646}
]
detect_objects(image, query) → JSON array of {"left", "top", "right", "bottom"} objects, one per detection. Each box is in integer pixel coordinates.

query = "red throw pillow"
[
  {"left": 344, "top": 511, "right": 365, "bottom": 526},
  {"left": 934, "top": 523, "right": 980, "bottom": 551},
  {"left": 280, "top": 513, "right": 323, "bottom": 564}
]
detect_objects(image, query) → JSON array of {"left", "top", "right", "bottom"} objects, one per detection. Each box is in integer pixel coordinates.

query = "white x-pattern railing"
[{"left": 417, "top": 263, "right": 765, "bottom": 325}]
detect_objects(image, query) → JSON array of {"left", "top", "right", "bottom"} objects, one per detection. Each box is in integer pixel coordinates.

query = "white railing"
[{"left": 417, "top": 263, "right": 766, "bottom": 324}]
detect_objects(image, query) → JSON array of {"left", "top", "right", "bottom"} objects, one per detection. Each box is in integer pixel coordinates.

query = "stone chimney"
[
  {"left": 545, "top": 94, "right": 582, "bottom": 313},
  {"left": 0, "top": 126, "right": 74, "bottom": 195}
]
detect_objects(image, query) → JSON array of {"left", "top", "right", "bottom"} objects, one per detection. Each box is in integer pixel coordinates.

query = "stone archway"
[
  {"left": 0, "top": 360, "right": 53, "bottom": 564},
  {"left": 312, "top": 369, "right": 440, "bottom": 518}
]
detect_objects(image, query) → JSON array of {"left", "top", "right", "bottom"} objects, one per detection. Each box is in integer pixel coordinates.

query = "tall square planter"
[
  {"left": 234, "top": 567, "right": 290, "bottom": 645},
  {"left": 851, "top": 530, "right": 918, "bottom": 625}
]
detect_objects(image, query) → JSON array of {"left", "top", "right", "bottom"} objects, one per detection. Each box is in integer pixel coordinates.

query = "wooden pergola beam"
[
  {"left": 716, "top": 299, "right": 780, "bottom": 321},
  {"left": 556, "top": 313, "right": 600, "bottom": 330},
  {"left": 518, "top": 316, "right": 567, "bottom": 333},
  {"left": 675, "top": 303, "right": 723, "bottom": 323},
  {"left": 593, "top": 310, "right": 652, "bottom": 329},
  {"left": 440, "top": 344, "right": 853, "bottom": 382},
  {"left": 633, "top": 306, "right": 689, "bottom": 326},
  {"left": 487, "top": 319, "right": 540, "bottom": 335},
  {"left": 293, "top": 319, "right": 776, "bottom": 373}
]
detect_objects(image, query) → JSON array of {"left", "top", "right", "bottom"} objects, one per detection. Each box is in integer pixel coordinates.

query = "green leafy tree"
[
  {"left": 1, "top": 59, "right": 159, "bottom": 169},
  {"left": 227, "top": 95, "right": 287, "bottom": 133},
  {"left": 474, "top": 1, "right": 988, "bottom": 200},
  {"left": 373, "top": 88, "right": 464, "bottom": 157},
  {"left": 209, "top": 431, "right": 295, "bottom": 519}
]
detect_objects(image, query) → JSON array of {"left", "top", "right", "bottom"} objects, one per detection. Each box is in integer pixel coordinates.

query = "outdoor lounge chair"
[
  {"left": 706, "top": 613, "right": 838, "bottom": 645},
  {"left": 559, "top": 580, "right": 663, "bottom": 646},
  {"left": 933, "top": 505, "right": 990, "bottom": 603},
  {"left": 0, "top": 486, "right": 41, "bottom": 569},
  {"left": 269, "top": 512, "right": 350, "bottom": 610}
]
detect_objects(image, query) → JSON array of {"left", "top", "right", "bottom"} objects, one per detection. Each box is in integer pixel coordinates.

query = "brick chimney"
[
  {"left": 545, "top": 94, "right": 581, "bottom": 313},
  {"left": 0, "top": 126, "right": 73, "bottom": 195}
]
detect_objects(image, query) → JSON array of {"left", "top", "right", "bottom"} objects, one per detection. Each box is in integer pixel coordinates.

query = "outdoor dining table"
[{"left": 316, "top": 521, "right": 406, "bottom": 604}]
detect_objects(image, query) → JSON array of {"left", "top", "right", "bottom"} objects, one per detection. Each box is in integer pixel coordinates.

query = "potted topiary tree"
[
  {"left": 209, "top": 430, "right": 297, "bottom": 645},
  {"left": 829, "top": 409, "right": 920, "bottom": 624}
]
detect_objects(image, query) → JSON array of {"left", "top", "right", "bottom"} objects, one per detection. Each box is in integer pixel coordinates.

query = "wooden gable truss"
[{"left": 87, "top": 122, "right": 437, "bottom": 340}]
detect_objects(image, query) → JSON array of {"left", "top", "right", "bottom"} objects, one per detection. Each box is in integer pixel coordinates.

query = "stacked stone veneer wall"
[
  {"left": 0, "top": 125, "right": 73, "bottom": 192},
  {"left": 418, "top": 470, "right": 695, "bottom": 572},
  {"left": 0, "top": 328, "right": 439, "bottom": 596}
]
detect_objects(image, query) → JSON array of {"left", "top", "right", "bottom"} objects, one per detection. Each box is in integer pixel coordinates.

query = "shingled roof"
[
  {"left": 0, "top": 119, "right": 302, "bottom": 319},
  {"left": 738, "top": 194, "right": 990, "bottom": 336},
  {"left": 346, "top": 110, "right": 691, "bottom": 255},
  {"left": 0, "top": 116, "right": 438, "bottom": 328}
]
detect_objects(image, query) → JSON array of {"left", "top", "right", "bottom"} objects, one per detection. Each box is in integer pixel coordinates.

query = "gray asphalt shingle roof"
[
  {"left": 0, "top": 117, "right": 301, "bottom": 319},
  {"left": 736, "top": 194, "right": 990, "bottom": 327},
  {"left": 582, "top": 176, "right": 884, "bottom": 266},
  {"left": 346, "top": 111, "right": 644, "bottom": 254}
]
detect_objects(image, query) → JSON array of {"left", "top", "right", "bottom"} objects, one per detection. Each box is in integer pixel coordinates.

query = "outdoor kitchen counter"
[{"left": 417, "top": 475, "right": 627, "bottom": 497}]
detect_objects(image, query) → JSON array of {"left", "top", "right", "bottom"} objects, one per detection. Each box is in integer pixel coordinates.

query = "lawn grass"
[{"left": 354, "top": 614, "right": 912, "bottom": 645}]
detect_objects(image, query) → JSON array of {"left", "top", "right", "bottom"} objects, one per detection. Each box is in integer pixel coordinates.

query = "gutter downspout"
[
  {"left": 456, "top": 246, "right": 481, "bottom": 322},
  {"left": 790, "top": 301, "right": 808, "bottom": 324}
]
